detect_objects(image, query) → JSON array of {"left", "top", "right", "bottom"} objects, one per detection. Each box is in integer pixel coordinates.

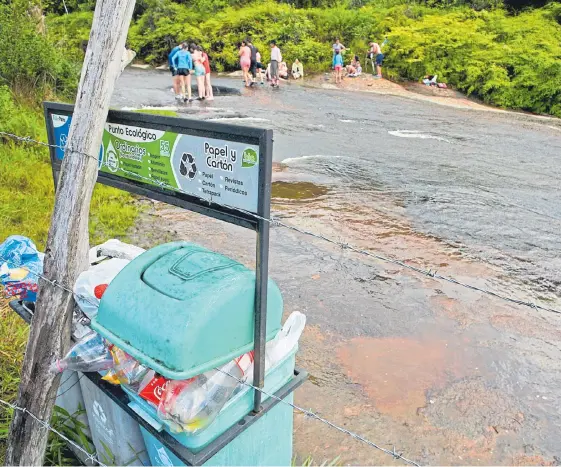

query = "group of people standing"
[
  {"left": 168, "top": 37, "right": 385, "bottom": 100},
  {"left": 239, "top": 39, "right": 293, "bottom": 88},
  {"left": 168, "top": 42, "right": 214, "bottom": 102},
  {"left": 332, "top": 38, "right": 384, "bottom": 84}
]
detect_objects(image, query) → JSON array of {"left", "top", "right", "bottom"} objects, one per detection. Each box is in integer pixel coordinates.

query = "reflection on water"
[{"left": 272, "top": 181, "right": 329, "bottom": 201}]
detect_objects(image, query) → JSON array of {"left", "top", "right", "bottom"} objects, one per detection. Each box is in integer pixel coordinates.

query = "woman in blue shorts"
[{"left": 191, "top": 45, "right": 206, "bottom": 100}]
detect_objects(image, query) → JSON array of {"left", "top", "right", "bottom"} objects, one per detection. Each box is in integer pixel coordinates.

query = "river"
[{"left": 114, "top": 68, "right": 561, "bottom": 465}]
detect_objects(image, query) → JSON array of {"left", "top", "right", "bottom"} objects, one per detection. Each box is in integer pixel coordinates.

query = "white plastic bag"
[
  {"left": 243, "top": 311, "right": 306, "bottom": 385},
  {"left": 88, "top": 239, "right": 145, "bottom": 264},
  {"left": 74, "top": 258, "right": 130, "bottom": 318},
  {"left": 265, "top": 311, "right": 306, "bottom": 368}
]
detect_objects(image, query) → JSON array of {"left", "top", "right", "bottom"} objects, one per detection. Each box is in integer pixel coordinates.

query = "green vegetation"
[
  {"left": 0, "top": 2, "right": 139, "bottom": 462},
  {"left": 50, "top": 0, "right": 561, "bottom": 117}
]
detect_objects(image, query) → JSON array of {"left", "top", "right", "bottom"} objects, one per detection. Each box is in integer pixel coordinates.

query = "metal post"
[{"left": 252, "top": 130, "right": 273, "bottom": 413}]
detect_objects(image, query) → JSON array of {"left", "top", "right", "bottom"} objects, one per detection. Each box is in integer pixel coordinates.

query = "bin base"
[
  {"left": 141, "top": 393, "right": 294, "bottom": 466},
  {"left": 79, "top": 376, "right": 150, "bottom": 466}
]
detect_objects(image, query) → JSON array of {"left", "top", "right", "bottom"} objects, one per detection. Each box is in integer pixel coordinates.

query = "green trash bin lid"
[{"left": 91, "top": 241, "right": 283, "bottom": 379}]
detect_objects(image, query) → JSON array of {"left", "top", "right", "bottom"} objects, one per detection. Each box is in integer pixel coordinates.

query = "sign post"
[{"left": 44, "top": 102, "right": 273, "bottom": 412}]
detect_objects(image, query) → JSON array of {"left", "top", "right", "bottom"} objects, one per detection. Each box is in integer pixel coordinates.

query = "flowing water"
[{"left": 115, "top": 68, "right": 561, "bottom": 465}]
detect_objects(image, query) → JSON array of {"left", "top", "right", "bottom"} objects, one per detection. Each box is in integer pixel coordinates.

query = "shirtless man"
[{"left": 368, "top": 41, "right": 384, "bottom": 78}]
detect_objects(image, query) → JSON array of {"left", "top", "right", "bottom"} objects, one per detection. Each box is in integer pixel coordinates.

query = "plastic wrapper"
[
  {"left": 137, "top": 371, "right": 171, "bottom": 407},
  {"left": 157, "top": 353, "right": 254, "bottom": 434},
  {"left": 157, "top": 311, "right": 306, "bottom": 434},
  {"left": 0, "top": 235, "right": 44, "bottom": 302},
  {"left": 102, "top": 346, "right": 150, "bottom": 392},
  {"left": 73, "top": 258, "right": 130, "bottom": 318}
]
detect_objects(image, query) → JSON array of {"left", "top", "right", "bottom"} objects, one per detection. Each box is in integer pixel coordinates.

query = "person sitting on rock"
[
  {"left": 279, "top": 61, "right": 289, "bottom": 80},
  {"left": 292, "top": 59, "right": 304, "bottom": 79}
]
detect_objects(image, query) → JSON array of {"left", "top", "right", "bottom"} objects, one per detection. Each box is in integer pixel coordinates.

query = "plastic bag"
[
  {"left": 157, "top": 312, "right": 306, "bottom": 434},
  {"left": 73, "top": 258, "right": 130, "bottom": 318},
  {"left": 244, "top": 311, "right": 306, "bottom": 383},
  {"left": 157, "top": 353, "right": 253, "bottom": 434},
  {"left": 265, "top": 311, "right": 306, "bottom": 369},
  {"left": 0, "top": 235, "right": 44, "bottom": 302}
]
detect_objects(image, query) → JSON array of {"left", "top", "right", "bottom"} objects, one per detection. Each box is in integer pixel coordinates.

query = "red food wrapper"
[
  {"left": 94, "top": 284, "right": 109, "bottom": 299},
  {"left": 138, "top": 375, "right": 170, "bottom": 405}
]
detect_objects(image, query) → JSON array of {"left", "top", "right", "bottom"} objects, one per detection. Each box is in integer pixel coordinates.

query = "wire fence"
[
  {"left": 0, "top": 251, "right": 420, "bottom": 466},
  {"left": 0, "top": 127, "right": 559, "bottom": 465},
  {"left": 1, "top": 129, "right": 558, "bottom": 315},
  {"left": 0, "top": 398, "right": 106, "bottom": 467}
]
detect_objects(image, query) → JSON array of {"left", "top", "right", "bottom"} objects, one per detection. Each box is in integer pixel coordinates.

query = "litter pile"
[
  {"left": 52, "top": 311, "right": 305, "bottom": 435},
  {"left": 422, "top": 75, "right": 448, "bottom": 89},
  {"left": 0, "top": 235, "right": 306, "bottom": 437},
  {"left": 0, "top": 235, "right": 44, "bottom": 302}
]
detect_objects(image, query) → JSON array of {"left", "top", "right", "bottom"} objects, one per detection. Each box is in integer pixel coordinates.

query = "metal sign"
[{"left": 44, "top": 101, "right": 273, "bottom": 412}]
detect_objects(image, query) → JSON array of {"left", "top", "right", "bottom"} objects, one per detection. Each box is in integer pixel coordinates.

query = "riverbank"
[{"left": 112, "top": 68, "right": 561, "bottom": 464}]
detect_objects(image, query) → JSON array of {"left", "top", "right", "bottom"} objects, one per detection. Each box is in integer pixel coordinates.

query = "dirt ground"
[{"left": 304, "top": 73, "right": 559, "bottom": 117}]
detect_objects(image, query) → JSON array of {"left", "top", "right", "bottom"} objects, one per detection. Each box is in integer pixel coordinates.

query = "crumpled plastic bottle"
[
  {"left": 51, "top": 332, "right": 114, "bottom": 373},
  {"left": 157, "top": 352, "right": 254, "bottom": 434},
  {"left": 157, "top": 311, "right": 307, "bottom": 434},
  {"left": 102, "top": 346, "right": 150, "bottom": 392}
]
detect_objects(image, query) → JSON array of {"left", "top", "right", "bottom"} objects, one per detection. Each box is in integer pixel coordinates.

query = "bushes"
[
  {"left": 0, "top": 0, "right": 79, "bottom": 100},
  {"left": 386, "top": 6, "right": 561, "bottom": 115},
  {"left": 49, "top": 0, "right": 561, "bottom": 117}
]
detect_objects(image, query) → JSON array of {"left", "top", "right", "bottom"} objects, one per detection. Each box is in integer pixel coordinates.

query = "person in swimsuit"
[
  {"left": 239, "top": 40, "right": 251, "bottom": 87},
  {"left": 171, "top": 43, "right": 193, "bottom": 102},
  {"left": 255, "top": 51, "right": 264, "bottom": 84},
  {"left": 332, "top": 49, "right": 344, "bottom": 84},
  {"left": 368, "top": 41, "right": 384, "bottom": 78},
  {"left": 201, "top": 46, "right": 213, "bottom": 100},
  {"left": 191, "top": 45, "right": 206, "bottom": 100},
  {"left": 279, "top": 61, "right": 288, "bottom": 80}
]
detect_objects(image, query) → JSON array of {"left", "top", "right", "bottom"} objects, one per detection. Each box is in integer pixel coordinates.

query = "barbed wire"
[
  {"left": 0, "top": 252, "right": 421, "bottom": 466},
  {"left": 1, "top": 127, "right": 559, "bottom": 464},
  {"left": 0, "top": 398, "right": 106, "bottom": 467},
  {"left": 216, "top": 367, "right": 421, "bottom": 466},
  {"left": 2, "top": 129, "right": 560, "bottom": 316}
]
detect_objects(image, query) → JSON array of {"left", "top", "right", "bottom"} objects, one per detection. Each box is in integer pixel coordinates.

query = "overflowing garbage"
[
  {"left": 0, "top": 235, "right": 44, "bottom": 302},
  {"left": 53, "top": 311, "right": 305, "bottom": 435},
  {"left": 2, "top": 235, "right": 306, "bottom": 440}
]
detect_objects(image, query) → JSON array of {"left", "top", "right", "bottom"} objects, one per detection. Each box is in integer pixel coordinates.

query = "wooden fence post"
[{"left": 5, "top": 0, "right": 136, "bottom": 463}]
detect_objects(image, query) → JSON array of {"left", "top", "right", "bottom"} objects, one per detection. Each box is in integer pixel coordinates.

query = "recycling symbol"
[
  {"left": 179, "top": 153, "right": 197, "bottom": 180},
  {"left": 92, "top": 400, "right": 107, "bottom": 424}
]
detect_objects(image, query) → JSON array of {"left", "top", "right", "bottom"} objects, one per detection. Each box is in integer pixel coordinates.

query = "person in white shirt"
[
  {"left": 332, "top": 38, "right": 346, "bottom": 56},
  {"left": 269, "top": 40, "right": 282, "bottom": 88}
]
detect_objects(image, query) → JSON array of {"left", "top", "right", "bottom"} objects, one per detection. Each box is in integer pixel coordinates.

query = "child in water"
[{"left": 332, "top": 49, "right": 344, "bottom": 84}]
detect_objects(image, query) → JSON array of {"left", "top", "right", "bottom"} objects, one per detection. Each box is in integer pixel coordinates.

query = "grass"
[
  {"left": 0, "top": 300, "right": 29, "bottom": 464},
  {"left": 0, "top": 98, "right": 184, "bottom": 463},
  {"left": 0, "top": 92, "right": 142, "bottom": 463}
]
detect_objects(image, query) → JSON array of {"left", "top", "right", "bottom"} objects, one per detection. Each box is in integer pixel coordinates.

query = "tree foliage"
[
  {"left": 0, "top": 0, "right": 79, "bottom": 98},
  {"left": 47, "top": 0, "right": 561, "bottom": 117}
]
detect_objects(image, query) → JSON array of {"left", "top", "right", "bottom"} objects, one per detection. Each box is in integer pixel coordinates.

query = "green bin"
[{"left": 91, "top": 241, "right": 296, "bottom": 465}]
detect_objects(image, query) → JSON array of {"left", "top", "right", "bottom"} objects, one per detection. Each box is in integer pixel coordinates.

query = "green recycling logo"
[{"left": 241, "top": 148, "right": 257, "bottom": 168}]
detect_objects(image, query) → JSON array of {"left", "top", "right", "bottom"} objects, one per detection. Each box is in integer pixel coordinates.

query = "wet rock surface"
[{"left": 116, "top": 68, "right": 561, "bottom": 465}]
